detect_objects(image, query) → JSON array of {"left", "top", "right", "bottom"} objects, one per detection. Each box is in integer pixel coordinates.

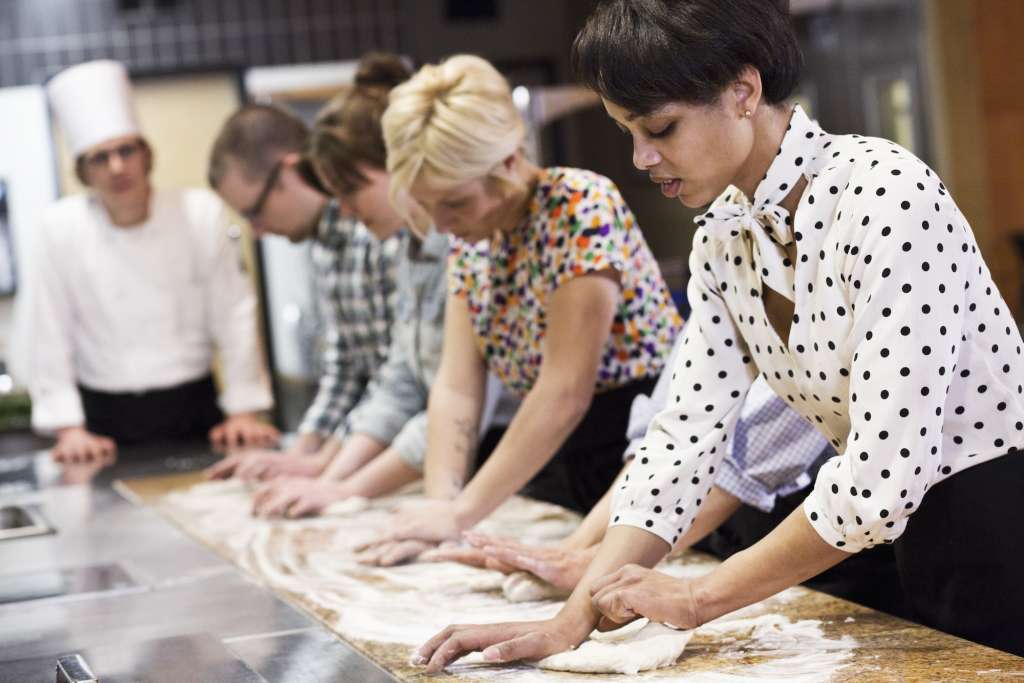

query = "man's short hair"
[{"left": 208, "top": 104, "right": 309, "bottom": 188}]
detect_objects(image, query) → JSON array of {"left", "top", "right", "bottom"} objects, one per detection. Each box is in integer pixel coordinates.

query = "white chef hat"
[{"left": 47, "top": 60, "right": 142, "bottom": 158}]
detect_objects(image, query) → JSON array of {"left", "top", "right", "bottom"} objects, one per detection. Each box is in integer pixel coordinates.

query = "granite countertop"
[{"left": 120, "top": 470, "right": 1024, "bottom": 682}]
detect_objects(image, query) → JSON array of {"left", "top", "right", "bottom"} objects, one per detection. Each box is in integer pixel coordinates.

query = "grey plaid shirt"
[{"left": 297, "top": 200, "right": 403, "bottom": 437}]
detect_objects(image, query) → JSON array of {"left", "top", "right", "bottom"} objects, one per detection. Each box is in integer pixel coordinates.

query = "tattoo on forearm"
[
  {"left": 451, "top": 416, "right": 478, "bottom": 486},
  {"left": 453, "top": 416, "right": 478, "bottom": 455}
]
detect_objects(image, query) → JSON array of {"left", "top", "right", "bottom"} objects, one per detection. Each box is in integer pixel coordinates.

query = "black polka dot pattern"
[{"left": 610, "top": 105, "right": 1024, "bottom": 553}]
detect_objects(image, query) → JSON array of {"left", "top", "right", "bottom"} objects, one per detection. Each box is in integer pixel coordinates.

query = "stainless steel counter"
[{"left": 0, "top": 439, "right": 398, "bottom": 682}]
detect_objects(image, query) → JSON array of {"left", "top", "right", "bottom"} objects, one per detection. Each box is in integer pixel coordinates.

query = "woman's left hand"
[
  {"left": 386, "top": 499, "right": 466, "bottom": 543},
  {"left": 589, "top": 564, "right": 702, "bottom": 631},
  {"left": 356, "top": 539, "right": 438, "bottom": 566},
  {"left": 354, "top": 499, "right": 466, "bottom": 566}
]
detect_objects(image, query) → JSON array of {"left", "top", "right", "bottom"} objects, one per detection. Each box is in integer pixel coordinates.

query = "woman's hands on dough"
[
  {"left": 469, "top": 532, "right": 597, "bottom": 591},
  {"left": 385, "top": 498, "right": 466, "bottom": 543},
  {"left": 414, "top": 615, "right": 594, "bottom": 673},
  {"left": 355, "top": 539, "right": 437, "bottom": 566},
  {"left": 354, "top": 499, "right": 465, "bottom": 566},
  {"left": 590, "top": 565, "right": 702, "bottom": 631}
]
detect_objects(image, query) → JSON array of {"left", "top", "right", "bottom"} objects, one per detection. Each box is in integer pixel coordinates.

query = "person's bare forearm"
[
  {"left": 424, "top": 383, "right": 484, "bottom": 500},
  {"left": 668, "top": 486, "right": 741, "bottom": 556},
  {"left": 288, "top": 431, "right": 326, "bottom": 456},
  {"left": 320, "top": 433, "right": 385, "bottom": 481},
  {"left": 557, "top": 524, "right": 671, "bottom": 632},
  {"left": 455, "top": 376, "right": 592, "bottom": 527},
  {"left": 562, "top": 479, "right": 739, "bottom": 554},
  {"left": 692, "top": 507, "right": 850, "bottom": 624},
  {"left": 341, "top": 448, "right": 421, "bottom": 499}
]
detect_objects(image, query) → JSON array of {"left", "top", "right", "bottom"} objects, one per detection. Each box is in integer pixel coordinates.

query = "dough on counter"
[
  {"left": 501, "top": 572, "right": 567, "bottom": 603},
  {"left": 537, "top": 619, "right": 693, "bottom": 675},
  {"left": 323, "top": 496, "right": 370, "bottom": 516}
]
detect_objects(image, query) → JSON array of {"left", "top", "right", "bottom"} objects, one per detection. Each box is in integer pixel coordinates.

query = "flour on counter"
[{"left": 159, "top": 480, "right": 857, "bottom": 682}]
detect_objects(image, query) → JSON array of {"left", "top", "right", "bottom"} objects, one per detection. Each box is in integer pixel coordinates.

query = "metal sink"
[
  {"left": 0, "top": 504, "right": 54, "bottom": 541},
  {"left": 0, "top": 563, "right": 138, "bottom": 604}
]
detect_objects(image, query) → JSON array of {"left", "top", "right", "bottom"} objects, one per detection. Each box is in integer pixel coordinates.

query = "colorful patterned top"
[{"left": 449, "top": 166, "right": 682, "bottom": 396}]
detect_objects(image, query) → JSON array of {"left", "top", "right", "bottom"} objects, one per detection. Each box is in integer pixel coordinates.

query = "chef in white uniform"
[{"left": 28, "top": 60, "right": 277, "bottom": 463}]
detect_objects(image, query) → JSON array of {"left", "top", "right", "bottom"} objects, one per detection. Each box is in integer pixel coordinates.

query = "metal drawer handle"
[{"left": 56, "top": 654, "right": 99, "bottom": 683}]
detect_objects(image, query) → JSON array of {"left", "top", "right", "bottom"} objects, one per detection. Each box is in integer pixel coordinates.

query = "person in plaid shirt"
[{"left": 205, "top": 102, "right": 402, "bottom": 481}]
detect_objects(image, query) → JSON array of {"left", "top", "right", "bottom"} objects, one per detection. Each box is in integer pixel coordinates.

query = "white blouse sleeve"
[
  {"left": 609, "top": 232, "right": 759, "bottom": 546},
  {"left": 803, "top": 157, "right": 965, "bottom": 551}
]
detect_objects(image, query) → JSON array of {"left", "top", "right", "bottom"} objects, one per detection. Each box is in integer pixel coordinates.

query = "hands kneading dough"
[
  {"left": 536, "top": 619, "right": 694, "bottom": 675},
  {"left": 456, "top": 618, "right": 694, "bottom": 675}
]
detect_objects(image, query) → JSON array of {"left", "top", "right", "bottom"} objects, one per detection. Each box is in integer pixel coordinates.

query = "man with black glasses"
[
  {"left": 28, "top": 60, "right": 276, "bottom": 463},
  {"left": 204, "top": 103, "right": 402, "bottom": 483}
]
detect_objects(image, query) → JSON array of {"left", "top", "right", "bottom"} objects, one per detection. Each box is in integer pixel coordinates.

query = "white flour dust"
[{"left": 160, "top": 480, "right": 857, "bottom": 681}]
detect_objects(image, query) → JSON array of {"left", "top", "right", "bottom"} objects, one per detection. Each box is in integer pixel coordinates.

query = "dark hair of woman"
[
  {"left": 571, "top": 0, "right": 803, "bottom": 115},
  {"left": 305, "top": 52, "right": 412, "bottom": 194}
]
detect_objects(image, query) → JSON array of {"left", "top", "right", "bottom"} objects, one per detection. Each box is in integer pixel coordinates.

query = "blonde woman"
[{"left": 358, "top": 55, "right": 682, "bottom": 565}]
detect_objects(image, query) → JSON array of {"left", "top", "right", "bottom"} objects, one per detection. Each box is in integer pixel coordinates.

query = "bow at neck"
[{"left": 695, "top": 105, "right": 822, "bottom": 302}]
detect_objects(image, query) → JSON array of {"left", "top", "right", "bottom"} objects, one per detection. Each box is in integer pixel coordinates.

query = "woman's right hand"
[
  {"left": 414, "top": 613, "right": 593, "bottom": 673},
  {"left": 470, "top": 532, "right": 597, "bottom": 592}
]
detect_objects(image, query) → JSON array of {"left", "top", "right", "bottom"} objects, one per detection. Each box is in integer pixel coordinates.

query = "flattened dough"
[
  {"left": 501, "top": 571, "right": 567, "bottom": 602},
  {"left": 538, "top": 619, "right": 693, "bottom": 675},
  {"left": 323, "top": 496, "right": 370, "bottom": 516}
]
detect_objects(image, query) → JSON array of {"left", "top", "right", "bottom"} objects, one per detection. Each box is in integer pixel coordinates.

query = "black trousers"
[
  {"left": 699, "top": 450, "right": 1024, "bottom": 657},
  {"left": 696, "top": 468, "right": 910, "bottom": 620},
  {"left": 79, "top": 374, "right": 223, "bottom": 446},
  {"left": 893, "top": 451, "right": 1024, "bottom": 656},
  {"left": 478, "top": 377, "right": 658, "bottom": 515}
]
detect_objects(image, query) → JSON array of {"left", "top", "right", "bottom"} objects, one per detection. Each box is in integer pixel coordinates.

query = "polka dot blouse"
[
  {"left": 448, "top": 167, "right": 682, "bottom": 396},
  {"left": 611, "top": 105, "right": 1024, "bottom": 552}
]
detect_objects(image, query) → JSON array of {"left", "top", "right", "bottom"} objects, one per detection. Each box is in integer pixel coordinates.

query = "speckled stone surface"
[{"left": 119, "top": 472, "right": 1024, "bottom": 681}]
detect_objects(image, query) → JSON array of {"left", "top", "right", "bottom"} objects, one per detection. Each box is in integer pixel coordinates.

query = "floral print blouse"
[{"left": 448, "top": 167, "right": 682, "bottom": 396}]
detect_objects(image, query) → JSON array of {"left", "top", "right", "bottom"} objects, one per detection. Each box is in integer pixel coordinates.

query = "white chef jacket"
[{"left": 28, "top": 187, "right": 273, "bottom": 433}]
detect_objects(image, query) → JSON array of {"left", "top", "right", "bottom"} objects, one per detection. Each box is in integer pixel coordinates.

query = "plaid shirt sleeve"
[
  {"left": 297, "top": 273, "right": 363, "bottom": 437},
  {"left": 297, "top": 205, "right": 400, "bottom": 437}
]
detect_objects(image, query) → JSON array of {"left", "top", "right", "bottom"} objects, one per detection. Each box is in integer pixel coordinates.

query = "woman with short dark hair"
[{"left": 414, "top": 0, "right": 1024, "bottom": 669}]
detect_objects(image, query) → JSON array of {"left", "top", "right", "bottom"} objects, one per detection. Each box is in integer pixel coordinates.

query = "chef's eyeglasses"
[
  {"left": 82, "top": 141, "right": 143, "bottom": 170},
  {"left": 242, "top": 160, "right": 284, "bottom": 222}
]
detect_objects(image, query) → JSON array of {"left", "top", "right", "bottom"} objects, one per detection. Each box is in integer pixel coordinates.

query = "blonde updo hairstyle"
[
  {"left": 304, "top": 52, "right": 412, "bottom": 197},
  {"left": 382, "top": 54, "right": 527, "bottom": 234}
]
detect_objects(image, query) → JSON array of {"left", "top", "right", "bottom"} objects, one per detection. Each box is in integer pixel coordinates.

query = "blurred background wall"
[{"left": 0, "top": 0, "right": 1021, "bottom": 427}]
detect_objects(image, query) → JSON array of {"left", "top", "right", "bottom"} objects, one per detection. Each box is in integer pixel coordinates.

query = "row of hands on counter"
[
  {"left": 192, "top": 431, "right": 808, "bottom": 673},
  {"left": 49, "top": 425, "right": 711, "bottom": 670}
]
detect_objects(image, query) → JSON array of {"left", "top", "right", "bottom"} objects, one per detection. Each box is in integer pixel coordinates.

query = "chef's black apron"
[
  {"left": 79, "top": 374, "right": 223, "bottom": 445},
  {"left": 476, "top": 377, "right": 658, "bottom": 515}
]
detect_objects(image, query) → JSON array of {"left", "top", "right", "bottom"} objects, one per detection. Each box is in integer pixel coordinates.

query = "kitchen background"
[{"left": 0, "top": 0, "right": 1020, "bottom": 432}]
